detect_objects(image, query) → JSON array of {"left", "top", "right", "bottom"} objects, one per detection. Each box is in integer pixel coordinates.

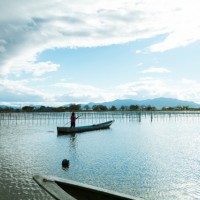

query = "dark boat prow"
[
  {"left": 57, "top": 120, "right": 114, "bottom": 135},
  {"left": 33, "top": 174, "right": 143, "bottom": 200}
]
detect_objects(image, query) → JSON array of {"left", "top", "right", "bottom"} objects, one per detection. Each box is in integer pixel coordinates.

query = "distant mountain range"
[
  {"left": 1, "top": 97, "right": 200, "bottom": 109},
  {"left": 84, "top": 97, "right": 200, "bottom": 109}
]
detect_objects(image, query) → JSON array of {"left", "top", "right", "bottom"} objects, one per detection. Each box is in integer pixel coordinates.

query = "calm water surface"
[{"left": 0, "top": 112, "right": 200, "bottom": 200}]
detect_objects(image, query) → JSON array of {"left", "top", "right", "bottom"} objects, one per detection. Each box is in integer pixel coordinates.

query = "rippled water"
[{"left": 0, "top": 112, "right": 200, "bottom": 200}]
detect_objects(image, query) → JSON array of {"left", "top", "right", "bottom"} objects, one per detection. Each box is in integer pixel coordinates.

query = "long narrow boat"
[
  {"left": 57, "top": 120, "right": 114, "bottom": 134},
  {"left": 33, "top": 175, "right": 143, "bottom": 200}
]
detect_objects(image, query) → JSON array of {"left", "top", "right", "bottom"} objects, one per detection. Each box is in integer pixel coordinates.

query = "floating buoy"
[{"left": 62, "top": 159, "right": 69, "bottom": 168}]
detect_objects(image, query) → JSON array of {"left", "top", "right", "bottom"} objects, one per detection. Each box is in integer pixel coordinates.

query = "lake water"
[{"left": 0, "top": 112, "right": 200, "bottom": 200}]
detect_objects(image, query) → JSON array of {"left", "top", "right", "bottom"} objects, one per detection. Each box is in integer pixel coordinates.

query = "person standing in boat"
[{"left": 70, "top": 112, "right": 76, "bottom": 128}]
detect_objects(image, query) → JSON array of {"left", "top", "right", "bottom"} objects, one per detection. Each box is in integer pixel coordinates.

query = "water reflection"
[
  {"left": 2, "top": 111, "right": 200, "bottom": 126},
  {"left": 69, "top": 134, "right": 77, "bottom": 150},
  {"left": 1, "top": 112, "right": 200, "bottom": 199}
]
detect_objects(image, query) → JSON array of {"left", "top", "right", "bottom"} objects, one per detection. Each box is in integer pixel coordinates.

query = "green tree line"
[{"left": 0, "top": 104, "right": 199, "bottom": 112}]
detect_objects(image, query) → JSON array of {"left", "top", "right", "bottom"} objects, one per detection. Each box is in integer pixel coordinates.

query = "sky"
[{"left": 1, "top": 0, "right": 200, "bottom": 106}]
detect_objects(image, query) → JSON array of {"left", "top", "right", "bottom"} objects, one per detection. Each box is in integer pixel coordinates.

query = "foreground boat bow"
[
  {"left": 33, "top": 175, "right": 143, "bottom": 200},
  {"left": 57, "top": 120, "right": 114, "bottom": 134}
]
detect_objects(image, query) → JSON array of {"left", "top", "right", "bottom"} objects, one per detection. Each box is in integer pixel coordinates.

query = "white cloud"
[
  {"left": 53, "top": 82, "right": 116, "bottom": 102},
  {"left": 116, "top": 77, "right": 200, "bottom": 103},
  {"left": 137, "top": 62, "right": 143, "bottom": 67},
  {"left": 2, "top": 60, "right": 60, "bottom": 77},
  {"left": 136, "top": 50, "right": 142, "bottom": 54},
  {"left": 117, "top": 78, "right": 170, "bottom": 99},
  {"left": 141, "top": 67, "right": 170, "bottom": 73},
  {"left": 1, "top": 77, "right": 200, "bottom": 105},
  {"left": 0, "top": 0, "right": 200, "bottom": 76},
  {"left": 0, "top": 78, "right": 54, "bottom": 102},
  {"left": 1, "top": 0, "right": 200, "bottom": 105},
  {"left": 25, "top": 61, "right": 60, "bottom": 76},
  {"left": 147, "top": 0, "right": 200, "bottom": 52}
]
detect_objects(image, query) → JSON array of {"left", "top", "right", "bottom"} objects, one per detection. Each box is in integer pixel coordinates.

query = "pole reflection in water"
[{"left": 1, "top": 112, "right": 200, "bottom": 199}]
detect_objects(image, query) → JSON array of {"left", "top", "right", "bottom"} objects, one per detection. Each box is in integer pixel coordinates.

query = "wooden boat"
[
  {"left": 33, "top": 174, "right": 143, "bottom": 200},
  {"left": 57, "top": 120, "right": 114, "bottom": 134}
]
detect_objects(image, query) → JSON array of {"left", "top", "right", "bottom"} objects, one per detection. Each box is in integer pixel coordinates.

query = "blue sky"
[{"left": 1, "top": 0, "right": 200, "bottom": 106}]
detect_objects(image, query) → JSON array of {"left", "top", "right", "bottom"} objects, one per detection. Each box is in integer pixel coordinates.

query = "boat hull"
[
  {"left": 57, "top": 120, "right": 114, "bottom": 134},
  {"left": 33, "top": 175, "right": 143, "bottom": 200}
]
